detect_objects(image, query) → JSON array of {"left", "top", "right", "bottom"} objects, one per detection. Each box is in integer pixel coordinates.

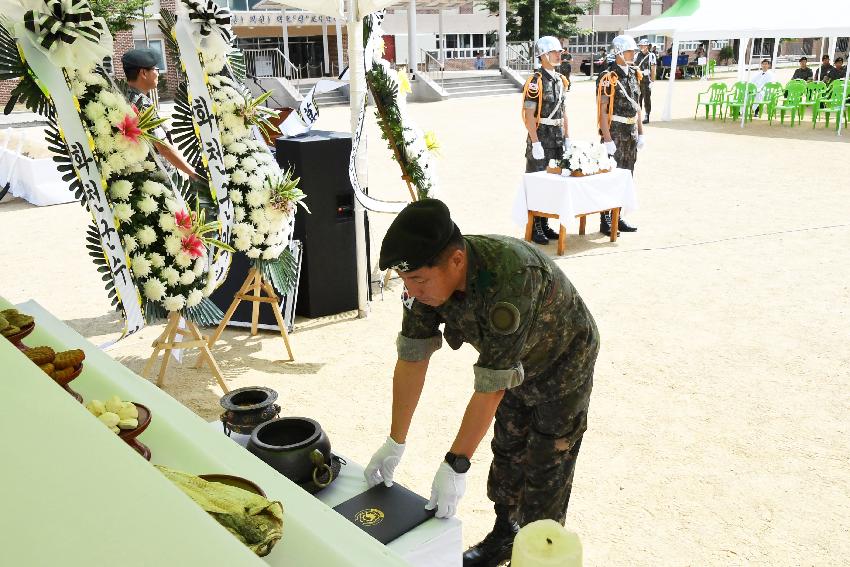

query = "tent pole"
[
  {"left": 838, "top": 77, "right": 849, "bottom": 136},
  {"left": 347, "top": 0, "right": 369, "bottom": 318},
  {"left": 828, "top": 36, "right": 837, "bottom": 62},
  {"left": 662, "top": 35, "right": 679, "bottom": 121},
  {"left": 498, "top": 0, "right": 506, "bottom": 69},
  {"left": 770, "top": 37, "right": 779, "bottom": 67},
  {"left": 737, "top": 37, "right": 748, "bottom": 82},
  {"left": 533, "top": 0, "right": 539, "bottom": 47}
]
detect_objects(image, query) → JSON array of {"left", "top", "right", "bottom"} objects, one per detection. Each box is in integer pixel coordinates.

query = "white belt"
[
  {"left": 610, "top": 115, "right": 637, "bottom": 125},
  {"left": 538, "top": 117, "right": 563, "bottom": 126}
]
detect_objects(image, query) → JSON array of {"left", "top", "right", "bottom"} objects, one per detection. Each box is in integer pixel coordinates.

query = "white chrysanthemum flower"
[
  {"left": 246, "top": 247, "right": 262, "bottom": 259},
  {"left": 143, "top": 161, "right": 156, "bottom": 171},
  {"left": 246, "top": 175, "right": 264, "bottom": 192},
  {"left": 159, "top": 213, "right": 177, "bottom": 232},
  {"left": 164, "top": 198, "right": 180, "bottom": 214},
  {"left": 241, "top": 157, "right": 258, "bottom": 171},
  {"left": 101, "top": 164, "right": 113, "bottom": 180},
  {"left": 136, "top": 226, "right": 157, "bottom": 247},
  {"left": 256, "top": 219, "right": 270, "bottom": 234},
  {"left": 107, "top": 107, "right": 125, "bottom": 125},
  {"left": 220, "top": 132, "right": 235, "bottom": 145},
  {"left": 107, "top": 152, "right": 126, "bottom": 172},
  {"left": 84, "top": 101, "right": 106, "bottom": 121},
  {"left": 227, "top": 142, "right": 248, "bottom": 155},
  {"left": 204, "top": 273, "right": 216, "bottom": 296},
  {"left": 249, "top": 207, "right": 267, "bottom": 223},
  {"left": 231, "top": 169, "right": 248, "bottom": 185},
  {"left": 246, "top": 190, "right": 264, "bottom": 208},
  {"left": 149, "top": 252, "right": 165, "bottom": 268},
  {"left": 223, "top": 154, "right": 238, "bottom": 169},
  {"left": 98, "top": 90, "right": 118, "bottom": 107},
  {"left": 72, "top": 81, "right": 87, "bottom": 98},
  {"left": 261, "top": 248, "right": 277, "bottom": 260},
  {"left": 176, "top": 252, "right": 193, "bottom": 268},
  {"left": 126, "top": 162, "right": 144, "bottom": 174},
  {"left": 113, "top": 203, "right": 133, "bottom": 221},
  {"left": 193, "top": 257, "right": 206, "bottom": 276},
  {"left": 234, "top": 237, "right": 251, "bottom": 251},
  {"left": 186, "top": 289, "right": 204, "bottom": 307},
  {"left": 141, "top": 180, "right": 165, "bottom": 197},
  {"left": 94, "top": 128, "right": 114, "bottom": 148},
  {"left": 137, "top": 195, "right": 158, "bottom": 215},
  {"left": 123, "top": 235, "right": 138, "bottom": 253},
  {"left": 232, "top": 222, "right": 253, "bottom": 239},
  {"left": 164, "top": 234, "right": 181, "bottom": 256},
  {"left": 110, "top": 179, "right": 133, "bottom": 201},
  {"left": 143, "top": 278, "right": 166, "bottom": 301},
  {"left": 229, "top": 189, "right": 243, "bottom": 203},
  {"left": 161, "top": 267, "right": 180, "bottom": 286},
  {"left": 163, "top": 294, "right": 185, "bottom": 312},
  {"left": 179, "top": 270, "right": 196, "bottom": 285},
  {"left": 83, "top": 72, "right": 107, "bottom": 87},
  {"left": 234, "top": 206, "right": 246, "bottom": 222},
  {"left": 251, "top": 232, "right": 265, "bottom": 245},
  {"left": 132, "top": 254, "right": 152, "bottom": 278},
  {"left": 255, "top": 152, "right": 273, "bottom": 164}
]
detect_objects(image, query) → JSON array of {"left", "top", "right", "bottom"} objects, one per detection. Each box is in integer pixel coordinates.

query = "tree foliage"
[
  {"left": 486, "top": 0, "right": 586, "bottom": 41},
  {"left": 91, "top": 0, "right": 151, "bottom": 34}
]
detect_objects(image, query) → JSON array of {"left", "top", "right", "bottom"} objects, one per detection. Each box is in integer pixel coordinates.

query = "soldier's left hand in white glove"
[
  {"left": 563, "top": 138, "right": 571, "bottom": 152},
  {"left": 649, "top": 81, "right": 654, "bottom": 91},
  {"left": 637, "top": 134, "right": 646, "bottom": 150},
  {"left": 425, "top": 462, "right": 466, "bottom": 519}
]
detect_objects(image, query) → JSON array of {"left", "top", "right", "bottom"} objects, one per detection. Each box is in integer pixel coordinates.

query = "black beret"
[
  {"left": 121, "top": 48, "right": 162, "bottom": 71},
  {"left": 379, "top": 199, "right": 460, "bottom": 272}
]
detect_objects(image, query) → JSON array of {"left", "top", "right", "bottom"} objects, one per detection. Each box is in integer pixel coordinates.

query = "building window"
[
  {"left": 435, "top": 33, "right": 495, "bottom": 58},
  {"left": 133, "top": 39, "right": 167, "bottom": 71},
  {"left": 566, "top": 32, "right": 616, "bottom": 54}
]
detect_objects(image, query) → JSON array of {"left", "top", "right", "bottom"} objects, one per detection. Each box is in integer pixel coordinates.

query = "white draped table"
[{"left": 512, "top": 168, "right": 638, "bottom": 254}]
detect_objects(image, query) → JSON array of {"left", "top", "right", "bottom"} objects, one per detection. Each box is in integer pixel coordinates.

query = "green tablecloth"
[{"left": 1, "top": 297, "right": 409, "bottom": 566}]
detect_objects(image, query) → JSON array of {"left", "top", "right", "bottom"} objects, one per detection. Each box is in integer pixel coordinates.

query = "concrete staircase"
[
  {"left": 296, "top": 82, "right": 349, "bottom": 106},
  {"left": 440, "top": 74, "right": 522, "bottom": 99}
]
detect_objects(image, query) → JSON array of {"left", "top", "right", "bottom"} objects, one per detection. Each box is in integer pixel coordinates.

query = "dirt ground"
[{"left": 1, "top": 68, "right": 848, "bottom": 566}]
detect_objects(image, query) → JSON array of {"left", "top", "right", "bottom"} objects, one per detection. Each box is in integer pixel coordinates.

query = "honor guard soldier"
[
  {"left": 634, "top": 39, "right": 657, "bottom": 123},
  {"left": 597, "top": 35, "right": 645, "bottom": 236},
  {"left": 365, "top": 199, "right": 599, "bottom": 567},
  {"left": 522, "top": 36, "right": 571, "bottom": 246}
]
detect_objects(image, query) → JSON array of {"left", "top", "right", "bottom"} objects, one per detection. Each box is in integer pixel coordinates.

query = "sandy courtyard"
[{"left": 1, "top": 69, "right": 848, "bottom": 565}]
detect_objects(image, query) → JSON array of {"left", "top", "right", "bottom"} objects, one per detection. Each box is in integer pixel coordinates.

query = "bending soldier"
[{"left": 522, "top": 36, "right": 571, "bottom": 245}]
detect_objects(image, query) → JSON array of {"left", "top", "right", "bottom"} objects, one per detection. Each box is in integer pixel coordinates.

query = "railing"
[
  {"left": 243, "top": 48, "right": 302, "bottom": 89},
  {"left": 505, "top": 42, "right": 533, "bottom": 73},
  {"left": 419, "top": 48, "right": 444, "bottom": 88}
]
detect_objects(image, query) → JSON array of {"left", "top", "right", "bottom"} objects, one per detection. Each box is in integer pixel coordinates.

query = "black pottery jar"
[
  {"left": 248, "top": 417, "right": 334, "bottom": 489},
  {"left": 219, "top": 387, "right": 280, "bottom": 437}
]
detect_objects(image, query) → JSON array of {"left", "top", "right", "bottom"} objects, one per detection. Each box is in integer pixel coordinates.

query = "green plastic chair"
[
  {"left": 819, "top": 80, "right": 850, "bottom": 130},
  {"left": 724, "top": 82, "right": 757, "bottom": 121},
  {"left": 799, "top": 81, "right": 828, "bottom": 119},
  {"left": 754, "top": 82, "right": 782, "bottom": 119},
  {"left": 694, "top": 82, "right": 727, "bottom": 119},
  {"left": 707, "top": 59, "right": 717, "bottom": 78},
  {"left": 771, "top": 81, "right": 807, "bottom": 125}
]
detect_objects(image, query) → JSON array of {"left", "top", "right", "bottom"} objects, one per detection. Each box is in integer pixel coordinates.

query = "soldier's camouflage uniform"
[
  {"left": 397, "top": 234, "right": 599, "bottom": 525},
  {"left": 523, "top": 70, "right": 569, "bottom": 173},
  {"left": 597, "top": 63, "right": 642, "bottom": 172},
  {"left": 126, "top": 85, "right": 175, "bottom": 174}
]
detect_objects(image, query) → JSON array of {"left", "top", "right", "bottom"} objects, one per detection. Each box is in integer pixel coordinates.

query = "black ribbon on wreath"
[
  {"left": 23, "top": 0, "right": 104, "bottom": 52},
  {"left": 183, "top": 0, "right": 234, "bottom": 45}
]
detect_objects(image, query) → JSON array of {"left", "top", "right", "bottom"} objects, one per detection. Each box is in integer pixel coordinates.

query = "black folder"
[{"left": 333, "top": 483, "right": 436, "bottom": 544}]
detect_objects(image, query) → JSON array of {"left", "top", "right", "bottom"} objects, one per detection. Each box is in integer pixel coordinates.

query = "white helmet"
[
  {"left": 637, "top": 38, "right": 650, "bottom": 47},
  {"left": 611, "top": 35, "right": 638, "bottom": 56},
  {"left": 536, "top": 36, "right": 562, "bottom": 57}
]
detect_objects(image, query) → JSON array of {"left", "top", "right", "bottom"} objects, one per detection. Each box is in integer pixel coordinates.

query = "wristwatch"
[{"left": 444, "top": 452, "right": 471, "bottom": 474}]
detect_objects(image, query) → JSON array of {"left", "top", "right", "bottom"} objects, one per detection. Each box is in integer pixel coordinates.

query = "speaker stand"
[
  {"left": 142, "top": 312, "right": 229, "bottom": 393},
  {"left": 208, "top": 267, "right": 295, "bottom": 361}
]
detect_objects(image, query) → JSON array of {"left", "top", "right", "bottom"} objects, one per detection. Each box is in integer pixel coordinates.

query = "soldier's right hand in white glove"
[
  {"left": 531, "top": 142, "right": 545, "bottom": 160},
  {"left": 364, "top": 436, "right": 405, "bottom": 487},
  {"left": 604, "top": 140, "right": 617, "bottom": 155}
]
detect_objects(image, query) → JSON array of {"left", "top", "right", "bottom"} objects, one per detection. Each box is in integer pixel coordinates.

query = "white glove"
[
  {"left": 649, "top": 81, "right": 654, "bottom": 91},
  {"left": 637, "top": 135, "right": 646, "bottom": 150},
  {"left": 425, "top": 462, "right": 466, "bottom": 519},
  {"left": 364, "top": 436, "right": 405, "bottom": 488},
  {"left": 531, "top": 142, "right": 545, "bottom": 160},
  {"left": 563, "top": 138, "right": 571, "bottom": 152},
  {"left": 604, "top": 140, "right": 616, "bottom": 155}
]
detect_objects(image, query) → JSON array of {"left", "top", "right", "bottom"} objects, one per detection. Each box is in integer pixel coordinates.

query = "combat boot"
[
  {"left": 541, "top": 221, "right": 560, "bottom": 240},
  {"left": 531, "top": 217, "right": 549, "bottom": 245},
  {"left": 600, "top": 212, "right": 619, "bottom": 237},
  {"left": 462, "top": 505, "right": 519, "bottom": 566},
  {"left": 642, "top": 113, "right": 650, "bottom": 124},
  {"left": 618, "top": 217, "right": 638, "bottom": 232}
]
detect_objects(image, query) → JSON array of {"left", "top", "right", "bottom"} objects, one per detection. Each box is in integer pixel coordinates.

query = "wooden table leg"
[
  {"left": 524, "top": 211, "right": 534, "bottom": 242},
  {"left": 578, "top": 215, "right": 586, "bottom": 236},
  {"left": 557, "top": 223, "right": 566, "bottom": 256},
  {"left": 609, "top": 208, "right": 620, "bottom": 242}
]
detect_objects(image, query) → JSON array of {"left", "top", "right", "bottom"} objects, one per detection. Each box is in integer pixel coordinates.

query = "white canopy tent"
[{"left": 626, "top": 0, "right": 850, "bottom": 133}]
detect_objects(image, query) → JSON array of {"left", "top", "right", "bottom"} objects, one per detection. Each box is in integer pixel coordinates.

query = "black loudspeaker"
[{"left": 275, "top": 130, "right": 364, "bottom": 318}]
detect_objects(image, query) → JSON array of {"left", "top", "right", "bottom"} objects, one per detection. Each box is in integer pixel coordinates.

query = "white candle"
[{"left": 511, "top": 519, "right": 582, "bottom": 567}]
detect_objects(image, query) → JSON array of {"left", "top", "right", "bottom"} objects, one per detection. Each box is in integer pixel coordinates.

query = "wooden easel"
[
  {"left": 142, "top": 312, "right": 230, "bottom": 393},
  {"left": 207, "top": 267, "right": 294, "bottom": 361}
]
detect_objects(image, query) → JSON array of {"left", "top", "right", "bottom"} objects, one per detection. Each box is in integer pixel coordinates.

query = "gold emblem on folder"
[{"left": 354, "top": 508, "right": 385, "bottom": 526}]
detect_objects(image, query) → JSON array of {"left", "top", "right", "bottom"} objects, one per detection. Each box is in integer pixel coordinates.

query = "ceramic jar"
[
  {"left": 247, "top": 417, "right": 331, "bottom": 485},
  {"left": 219, "top": 387, "right": 280, "bottom": 437}
]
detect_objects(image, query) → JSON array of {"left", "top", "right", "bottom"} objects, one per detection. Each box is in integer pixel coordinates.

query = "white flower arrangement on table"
[
  {"left": 66, "top": 67, "right": 229, "bottom": 322},
  {"left": 562, "top": 141, "right": 617, "bottom": 176}
]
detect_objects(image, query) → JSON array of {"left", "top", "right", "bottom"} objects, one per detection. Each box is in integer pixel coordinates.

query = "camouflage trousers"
[
  {"left": 606, "top": 122, "right": 638, "bottom": 173},
  {"left": 525, "top": 124, "right": 565, "bottom": 173},
  {"left": 487, "top": 359, "right": 595, "bottom": 525},
  {"left": 639, "top": 78, "right": 652, "bottom": 116}
]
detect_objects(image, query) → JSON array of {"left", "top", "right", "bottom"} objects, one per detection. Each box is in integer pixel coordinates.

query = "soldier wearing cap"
[
  {"left": 634, "top": 38, "right": 657, "bottom": 124},
  {"left": 365, "top": 199, "right": 599, "bottom": 566},
  {"left": 121, "top": 48, "right": 198, "bottom": 179},
  {"left": 522, "top": 36, "right": 571, "bottom": 246},
  {"left": 597, "top": 35, "right": 645, "bottom": 236}
]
